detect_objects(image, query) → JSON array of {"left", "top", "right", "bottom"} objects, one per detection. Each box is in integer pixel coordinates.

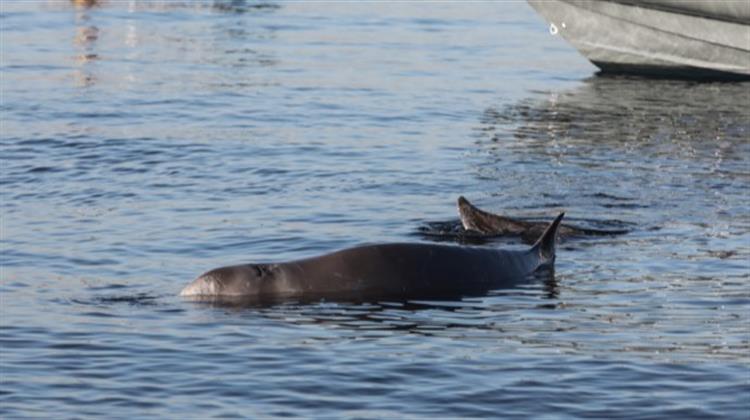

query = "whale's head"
[{"left": 180, "top": 264, "right": 268, "bottom": 297}]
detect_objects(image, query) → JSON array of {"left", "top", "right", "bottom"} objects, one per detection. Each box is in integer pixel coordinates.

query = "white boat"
[{"left": 527, "top": 0, "right": 750, "bottom": 79}]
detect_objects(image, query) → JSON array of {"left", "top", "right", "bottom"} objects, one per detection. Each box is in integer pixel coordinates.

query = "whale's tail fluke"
[
  {"left": 532, "top": 212, "right": 565, "bottom": 264},
  {"left": 457, "top": 196, "right": 529, "bottom": 235}
]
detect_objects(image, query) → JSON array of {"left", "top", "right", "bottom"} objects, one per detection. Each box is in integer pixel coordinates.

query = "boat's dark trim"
[{"left": 592, "top": 61, "right": 750, "bottom": 82}]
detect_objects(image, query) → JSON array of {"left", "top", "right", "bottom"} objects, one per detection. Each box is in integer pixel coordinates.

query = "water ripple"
[{"left": 1, "top": 1, "right": 748, "bottom": 418}]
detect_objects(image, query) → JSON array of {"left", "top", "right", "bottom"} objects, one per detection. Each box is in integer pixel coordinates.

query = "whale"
[
  {"left": 458, "top": 196, "right": 627, "bottom": 243},
  {"left": 180, "top": 212, "right": 565, "bottom": 302}
]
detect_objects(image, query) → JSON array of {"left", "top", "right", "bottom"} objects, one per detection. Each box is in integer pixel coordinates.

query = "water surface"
[{"left": 2, "top": 1, "right": 749, "bottom": 418}]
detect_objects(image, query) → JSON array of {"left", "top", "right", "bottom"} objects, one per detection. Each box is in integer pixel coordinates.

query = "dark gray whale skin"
[
  {"left": 458, "top": 196, "right": 627, "bottom": 242},
  {"left": 181, "top": 213, "right": 565, "bottom": 302}
]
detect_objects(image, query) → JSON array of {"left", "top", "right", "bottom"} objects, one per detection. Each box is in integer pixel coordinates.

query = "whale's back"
[{"left": 263, "top": 242, "right": 543, "bottom": 300}]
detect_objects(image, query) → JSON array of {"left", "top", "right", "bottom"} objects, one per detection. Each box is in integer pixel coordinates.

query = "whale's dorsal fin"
[
  {"left": 457, "top": 196, "right": 528, "bottom": 235},
  {"left": 532, "top": 212, "right": 565, "bottom": 264}
]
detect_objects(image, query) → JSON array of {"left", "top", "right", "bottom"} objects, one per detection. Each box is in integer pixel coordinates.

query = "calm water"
[{"left": 2, "top": 1, "right": 749, "bottom": 418}]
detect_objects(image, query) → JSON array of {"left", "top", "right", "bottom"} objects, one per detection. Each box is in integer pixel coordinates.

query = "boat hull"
[{"left": 527, "top": 0, "right": 750, "bottom": 79}]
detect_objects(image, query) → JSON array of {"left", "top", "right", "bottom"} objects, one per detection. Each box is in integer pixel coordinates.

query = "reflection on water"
[
  {"left": 63, "top": 0, "right": 282, "bottom": 91},
  {"left": 68, "top": 0, "right": 280, "bottom": 13},
  {"left": 73, "top": 2, "right": 99, "bottom": 87},
  {"left": 471, "top": 76, "right": 749, "bottom": 234},
  {"left": 72, "top": 0, "right": 100, "bottom": 9},
  {"left": 480, "top": 76, "right": 748, "bottom": 163}
]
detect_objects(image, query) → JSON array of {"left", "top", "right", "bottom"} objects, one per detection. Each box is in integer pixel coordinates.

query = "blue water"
[{"left": 1, "top": 1, "right": 749, "bottom": 418}]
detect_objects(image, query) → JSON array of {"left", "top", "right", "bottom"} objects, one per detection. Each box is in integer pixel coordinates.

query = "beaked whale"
[
  {"left": 458, "top": 196, "right": 627, "bottom": 243},
  {"left": 180, "top": 213, "right": 565, "bottom": 302}
]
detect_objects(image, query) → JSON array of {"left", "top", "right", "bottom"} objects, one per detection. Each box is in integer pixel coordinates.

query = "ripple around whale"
[{"left": 415, "top": 217, "right": 634, "bottom": 244}]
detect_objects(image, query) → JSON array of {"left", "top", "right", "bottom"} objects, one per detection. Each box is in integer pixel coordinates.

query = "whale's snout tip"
[
  {"left": 179, "top": 273, "right": 218, "bottom": 297},
  {"left": 179, "top": 282, "right": 196, "bottom": 297}
]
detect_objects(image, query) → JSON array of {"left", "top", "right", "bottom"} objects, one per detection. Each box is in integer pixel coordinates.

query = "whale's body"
[{"left": 181, "top": 213, "right": 564, "bottom": 302}]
